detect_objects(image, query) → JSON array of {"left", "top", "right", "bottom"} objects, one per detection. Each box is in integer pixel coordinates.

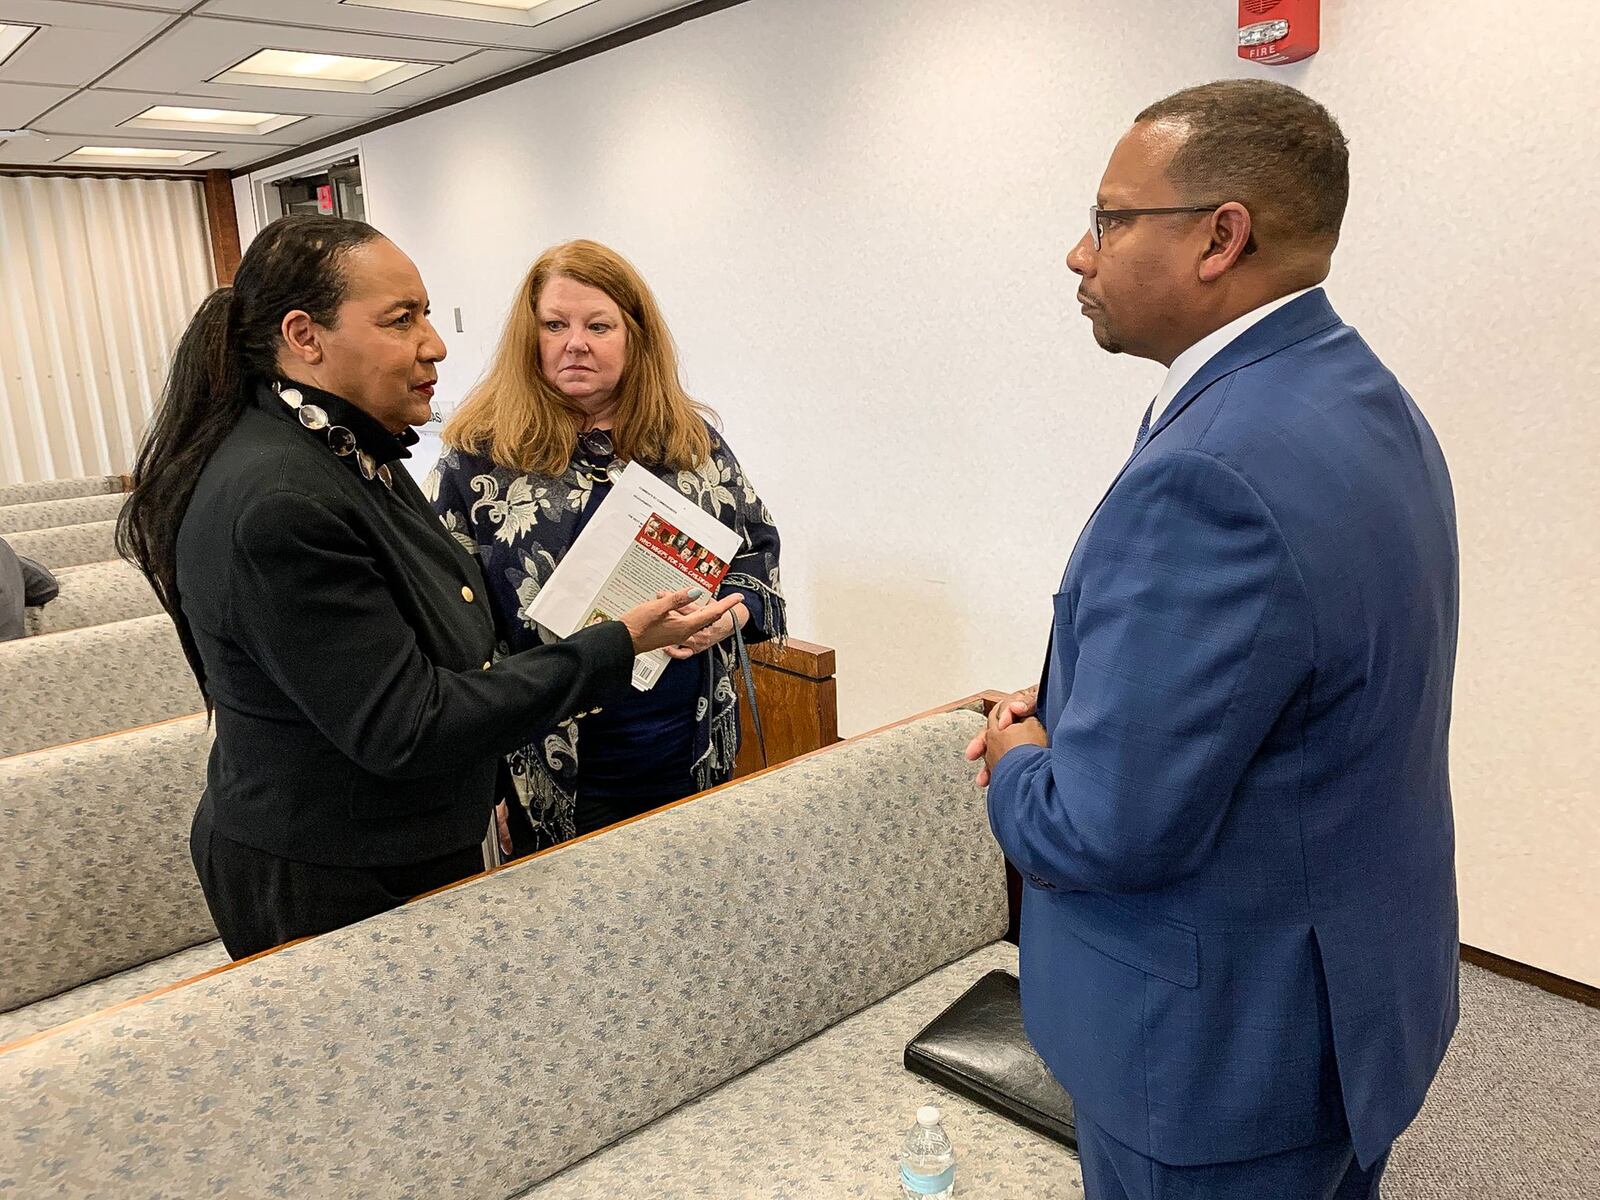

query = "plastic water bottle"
[{"left": 900, "top": 1104, "right": 955, "bottom": 1198}]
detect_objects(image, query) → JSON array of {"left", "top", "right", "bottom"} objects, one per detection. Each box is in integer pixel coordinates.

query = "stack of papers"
[{"left": 525, "top": 461, "right": 742, "bottom": 690}]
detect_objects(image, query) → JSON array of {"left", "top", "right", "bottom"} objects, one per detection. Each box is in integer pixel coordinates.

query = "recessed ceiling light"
[
  {"left": 212, "top": 48, "right": 436, "bottom": 94},
  {"left": 340, "top": 0, "right": 589, "bottom": 28},
  {"left": 0, "top": 23, "right": 40, "bottom": 66},
  {"left": 411, "top": 0, "right": 547, "bottom": 9},
  {"left": 123, "top": 105, "right": 308, "bottom": 137},
  {"left": 143, "top": 106, "right": 276, "bottom": 125},
  {"left": 61, "top": 145, "right": 218, "bottom": 167}
]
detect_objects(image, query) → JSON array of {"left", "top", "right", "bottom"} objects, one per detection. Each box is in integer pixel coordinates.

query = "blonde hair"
[{"left": 444, "top": 239, "right": 715, "bottom": 475}]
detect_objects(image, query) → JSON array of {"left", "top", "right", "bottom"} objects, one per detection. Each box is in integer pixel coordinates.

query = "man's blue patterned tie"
[{"left": 1131, "top": 398, "right": 1155, "bottom": 457}]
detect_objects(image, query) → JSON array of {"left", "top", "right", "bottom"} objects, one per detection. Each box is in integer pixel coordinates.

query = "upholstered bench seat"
[
  {"left": 25, "top": 557, "right": 162, "bottom": 635},
  {"left": 0, "top": 614, "right": 200, "bottom": 755},
  {"left": 0, "top": 709, "right": 1008, "bottom": 1198},
  {"left": 0, "top": 476, "right": 122, "bottom": 508},
  {"left": 527, "top": 940, "right": 1083, "bottom": 1198},
  {"left": 0, "top": 714, "right": 216, "bottom": 1020},
  {"left": 0, "top": 940, "right": 229, "bottom": 1049},
  {"left": 0, "top": 491, "right": 126, "bottom": 535},
  {"left": 2, "top": 518, "right": 119, "bottom": 570}
]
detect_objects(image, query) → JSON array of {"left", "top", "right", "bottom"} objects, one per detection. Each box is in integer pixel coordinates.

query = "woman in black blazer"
[{"left": 119, "top": 216, "right": 738, "bottom": 959}]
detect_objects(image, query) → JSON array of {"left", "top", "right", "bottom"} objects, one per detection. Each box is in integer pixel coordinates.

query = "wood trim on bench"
[
  {"left": 750, "top": 637, "right": 835, "bottom": 679},
  {"left": 0, "top": 711, "right": 209, "bottom": 765},
  {"left": 0, "top": 938, "right": 307, "bottom": 1057},
  {"left": 417, "top": 690, "right": 1006, "bottom": 899},
  {"left": 0, "top": 691, "right": 1008, "bottom": 1057},
  {"left": 0, "top": 610, "right": 178, "bottom": 647},
  {"left": 733, "top": 637, "right": 841, "bottom": 781}
]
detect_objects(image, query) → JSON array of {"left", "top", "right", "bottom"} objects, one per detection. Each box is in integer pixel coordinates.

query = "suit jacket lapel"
[
  {"left": 1038, "top": 290, "right": 1346, "bottom": 708},
  {"left": 1082, "top": 289, "right": 1344, "bottom": 531},
  {"left": 1146, "top": 288, "right": 1342, "bottom": 444}
]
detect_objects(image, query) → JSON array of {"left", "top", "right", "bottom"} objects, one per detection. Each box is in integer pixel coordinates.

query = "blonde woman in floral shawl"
[{"left": 428, "top": 240, "right": 784, "bottom": 853}]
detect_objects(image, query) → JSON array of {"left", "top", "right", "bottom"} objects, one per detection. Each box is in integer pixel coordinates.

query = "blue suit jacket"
[{"left": 989, "top": 290, "right": 1459, "bottom": 1169}]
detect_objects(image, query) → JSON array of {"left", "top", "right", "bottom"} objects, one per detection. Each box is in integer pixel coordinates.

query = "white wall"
[{"left": 345, "top": 0, "right": 1598, "bottom": 982}]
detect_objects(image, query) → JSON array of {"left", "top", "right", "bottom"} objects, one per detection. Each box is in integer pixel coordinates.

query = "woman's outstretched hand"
[
  {"left": 620, "top": 588, "right": 745, "bottom": 655},
  {"left": 664, "top": 602, "right": 749, "bottom": 659}
]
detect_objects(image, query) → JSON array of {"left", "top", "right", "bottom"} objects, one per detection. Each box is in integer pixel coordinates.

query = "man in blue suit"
[{"left": 973, "top": 80, "right": 1459, "bottom": 1198}]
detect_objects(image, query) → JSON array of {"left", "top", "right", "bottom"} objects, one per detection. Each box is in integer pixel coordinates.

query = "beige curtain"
[{"left": 0, "top": 175, "right": 215, "bottom": 486}]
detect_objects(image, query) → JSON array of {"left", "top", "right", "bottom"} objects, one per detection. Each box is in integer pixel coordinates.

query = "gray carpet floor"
[{"left": 1385, "top": 963, "right": 1599, "bottom": 1198}]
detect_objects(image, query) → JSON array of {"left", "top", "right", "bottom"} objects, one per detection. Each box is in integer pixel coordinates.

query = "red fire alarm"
[
  {"left": 1238, "top": 0, "right": 1319, "bottom": 66},
  {"left": 316, "top": 184, "right": 335, "bottom": 215}
]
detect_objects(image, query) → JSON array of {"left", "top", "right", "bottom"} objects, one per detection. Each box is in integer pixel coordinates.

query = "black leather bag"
[{"left": 903, "top": 969, "right": 1077, "bottom": 1148}]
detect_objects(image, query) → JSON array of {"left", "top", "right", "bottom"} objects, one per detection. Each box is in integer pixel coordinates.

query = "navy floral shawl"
[{"left": 425, "top": 424, "right": 784, "bottom": 846}]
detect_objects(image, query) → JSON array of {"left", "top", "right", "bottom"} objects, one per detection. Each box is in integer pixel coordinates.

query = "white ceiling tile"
[
  {"left": 0, "top": 129, "right": 266, "bottom": 169},
  {"left": 37, "top": 0, "right": 195, "bottom": 10},
  {"left": 0, "top": 0, "right": 174, "bottom": 87},
  {"left": 103, "top": 82, "right": 405, "bottom": 117},
  {"left": 0, "top": 0, "right": 176, "bottom": 27},
  {"left": 30, "top": 87, "right": 362, "bottom": 146},
  {"left": 198, "top": 0, "right": 576, "bottom": 52},
  {"left": 0, "top": 78, "right": 68, "bottom": 126},
  {"left": 0, "top": 0, "right": 724, "bottom": 172},
  {"left": 99, "top": 14, "right": 483, "bottom": 94}
]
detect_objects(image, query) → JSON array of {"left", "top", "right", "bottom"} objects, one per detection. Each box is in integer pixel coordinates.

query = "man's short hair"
[{"left": 1137, "top": 79, "right": 1349, "bottom": 246}]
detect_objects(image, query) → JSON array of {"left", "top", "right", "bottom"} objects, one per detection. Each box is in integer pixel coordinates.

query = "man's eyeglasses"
[{"left": 1088, "top": 204, "right": 1227, "bottom": 251}]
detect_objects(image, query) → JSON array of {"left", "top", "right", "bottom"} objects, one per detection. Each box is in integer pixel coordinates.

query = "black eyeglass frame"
[{"left": 1089, "top": 204, "right": 1231, "bottom": 250}]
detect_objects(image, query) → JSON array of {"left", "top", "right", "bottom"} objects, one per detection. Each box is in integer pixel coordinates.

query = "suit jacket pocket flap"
[{"left": 1054, "top": 892, "right": 1199, "bottom": 988}]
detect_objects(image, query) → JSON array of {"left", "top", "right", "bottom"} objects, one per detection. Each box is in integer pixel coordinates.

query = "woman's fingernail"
[{"left": 687, "top": 588, "right": 706, "bottom": 601}]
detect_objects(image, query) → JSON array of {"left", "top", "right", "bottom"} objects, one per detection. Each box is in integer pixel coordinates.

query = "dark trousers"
[
  {"left": 573, "top": 782, "right": 698, "bottom": 837},
  {"left": 1076, "top": 1109, "right": 1388, "bottom": 1200},
  {"left": 191, "top": 799, "right": 486, "bottom": 960}
]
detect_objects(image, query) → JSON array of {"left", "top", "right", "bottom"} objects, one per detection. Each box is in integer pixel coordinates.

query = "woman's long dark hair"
[{"left": 117, "top": 215, "right": 382, "bottom": 700}]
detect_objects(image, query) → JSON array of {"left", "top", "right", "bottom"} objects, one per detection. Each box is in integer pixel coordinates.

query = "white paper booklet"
[{"left": 525, "top": 461, "right": 742, "bottom": 691}]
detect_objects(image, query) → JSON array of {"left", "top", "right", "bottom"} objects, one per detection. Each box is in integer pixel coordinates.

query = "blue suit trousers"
[{"left": 1076, "top": 1110, "right": 1389, "bottom": 1200}]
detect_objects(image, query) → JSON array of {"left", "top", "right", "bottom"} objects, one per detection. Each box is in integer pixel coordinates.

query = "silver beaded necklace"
[{"left": 274, "top": 381, "right": 393, "bottom": 490}]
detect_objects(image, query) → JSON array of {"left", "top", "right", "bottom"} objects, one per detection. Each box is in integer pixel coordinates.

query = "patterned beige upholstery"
[
  {"left": 0, "top": 475, "right": 121, "bottom": 508},
  {"left": 0, "top": 491, "right": 126, "bottom": 534},
  {"left": 0, "top": 714, "right": 216, "bottom": 1015},
  {"left": 0, "top": 710, "right": 1005, "bottom": 1199},
  {"left": 2, "top": 519, "right": 119, "bottom": 570},
  {"left": 528, "top": 941, "right": 1084, "bottom": 1199},
  {"left": 0, "top": 613, "right": 201, "bottom": 756},
  {"left": 24, "top": 557, "right": 162, "bottom": 635},
  {"left": 0, "top": 940, "right": 229, "bottom": 1049}
]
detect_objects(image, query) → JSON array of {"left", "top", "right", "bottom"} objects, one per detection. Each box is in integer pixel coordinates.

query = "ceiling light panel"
[
  {"left": 60, "top": 145, "right": 218, "bottom": 167},
  {"left": 123, "top": 105, "right": 308, "bottom": 137},
  {"left": 0, "top": 23, "right": 40, "bottom": 67},
  {"left": 339, "top": 0, "right": 593, "bottom": 29},
  {"left": 211, "top": 48, "right": 437, "bottom": 93}
]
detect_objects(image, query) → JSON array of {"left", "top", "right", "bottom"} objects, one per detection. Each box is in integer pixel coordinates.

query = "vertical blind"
[{"left": 0, "top": 174, "right": 215, "bottom": 486}]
